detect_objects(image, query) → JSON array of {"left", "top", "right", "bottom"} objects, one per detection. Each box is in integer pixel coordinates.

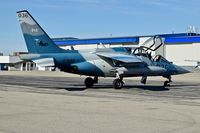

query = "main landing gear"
[
  {"left": 84, "top": 76, "right": 98, "bottom": 88},
  {"left": 164, "top": 76, "right": 172, "bottom": 87},
  {"left": 84, "top": 75, "right": 124, "bottom": 89}
]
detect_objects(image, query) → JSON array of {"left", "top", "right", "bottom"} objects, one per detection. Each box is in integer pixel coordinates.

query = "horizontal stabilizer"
[
  {"left": 19, "top": 54, "right": 41, "bottom": 60},
  {"left": 33, "top": 58, "right": 55, "bottom": 67}
]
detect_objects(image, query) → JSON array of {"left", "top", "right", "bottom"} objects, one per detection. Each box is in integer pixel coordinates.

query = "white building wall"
[
  {"left": 192, "top": 43, "right": 200, "bottom": 60},
  {"left": 165, "top": 43, "right": 200, "bottom": 66},
  {"left": 0, "top": 56, "right": 9, "bottom": 63},
  {"left": 0, "top": 56, "right": 22, "bottom": 64}
]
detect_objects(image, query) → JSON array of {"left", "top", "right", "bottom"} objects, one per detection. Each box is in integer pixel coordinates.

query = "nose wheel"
[
  {"left": 113, "top": 73, "right": 124, "bottom": 89},
  {"left": 113, "top": 79, "right": 124, "bottom": 89}
]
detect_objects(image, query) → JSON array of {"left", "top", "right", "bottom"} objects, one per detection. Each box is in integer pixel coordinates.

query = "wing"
[{"left": 96, "top": 52, "right": 143, "bottom": 63}]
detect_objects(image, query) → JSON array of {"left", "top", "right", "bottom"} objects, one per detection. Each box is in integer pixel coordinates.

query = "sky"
[{"left": 0, "top": 0, "right": 200, "bottom": 55}]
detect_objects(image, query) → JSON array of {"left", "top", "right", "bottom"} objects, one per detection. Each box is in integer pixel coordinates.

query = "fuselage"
[{"left": 20, "top": 48, "right": 189, "bottom": 78}]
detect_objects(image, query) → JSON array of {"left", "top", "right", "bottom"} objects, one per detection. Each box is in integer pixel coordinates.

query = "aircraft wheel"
[
  {"left": 113, "top": 79, "right": 123, "bottom": 89},
  {"left": 164, "top": 81, "right": 170, "bottom": 87},
  {"left": 85, "top": 77, "right": 94, "bottom": 88}
]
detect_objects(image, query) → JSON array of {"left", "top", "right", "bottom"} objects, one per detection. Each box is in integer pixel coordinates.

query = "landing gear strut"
[
  {"left": 164, "top": 76, "right": 172, "bottom": 87},
  {"left": 141, "top": 76, "right": 147, "bottom": 84},
  {"left": 84, "top": 76, "right": 98, "bottom": 88},
  {"left": 94, "top": 76, "right": 98, "bottom": 84}
]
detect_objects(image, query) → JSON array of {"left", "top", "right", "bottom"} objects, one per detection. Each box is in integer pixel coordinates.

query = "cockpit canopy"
[
  {"left": 132, "top": 47, "right": 152, "bottom": 59},
  {"left": 131, "top": 46, "right": 171, "bottom": 64},
  {"left": 153, "top": 55, "right": 170, "bottom": 63}
]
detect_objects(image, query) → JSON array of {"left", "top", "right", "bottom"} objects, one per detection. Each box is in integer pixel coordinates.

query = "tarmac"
[{"left": 0, "top": 70, "right": 200, "bottom": 133}]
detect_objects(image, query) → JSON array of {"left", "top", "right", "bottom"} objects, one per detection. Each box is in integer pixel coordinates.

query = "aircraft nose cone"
[{"left": 175, "top": 66, "right": 190, "bottom": 74}]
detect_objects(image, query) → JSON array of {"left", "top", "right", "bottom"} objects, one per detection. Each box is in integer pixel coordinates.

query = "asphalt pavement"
[{"left": 0, "top": 71, "right": 200, "bottom": 133}]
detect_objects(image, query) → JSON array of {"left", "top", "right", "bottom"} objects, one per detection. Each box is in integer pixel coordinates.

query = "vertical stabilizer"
[{"left": 17, "top": 10, "right": 65, "bottom": 54}]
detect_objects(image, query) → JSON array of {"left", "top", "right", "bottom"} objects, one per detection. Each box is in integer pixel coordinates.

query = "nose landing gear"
[
  {"left": 164, "top": 76, "right": 172, "bottom": 87},
  {"left": 113, "top": 73, "right": 124, "bottom": 89}
]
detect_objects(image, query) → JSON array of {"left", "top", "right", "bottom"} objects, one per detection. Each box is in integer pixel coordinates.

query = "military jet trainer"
[{"left": 17, "top": 10, "right": 189, "bottom": 89}]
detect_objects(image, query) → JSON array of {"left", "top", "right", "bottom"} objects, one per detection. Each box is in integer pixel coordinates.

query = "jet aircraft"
[{"left": 17, "top": 10, "right": 189, "bottom": 89}]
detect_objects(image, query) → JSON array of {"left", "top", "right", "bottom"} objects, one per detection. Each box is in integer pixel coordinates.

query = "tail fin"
[{"left": 17, "top": 10, "right": 65, "bottom": 54}]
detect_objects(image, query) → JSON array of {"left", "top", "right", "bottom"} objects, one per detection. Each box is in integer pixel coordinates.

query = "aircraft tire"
[
  {"left": 164, "top": 81, "right": 170, "bottom": 87},
  {"left": 113, "top": 79, "right": 123, "bottom": 89},
  {"left": 85, "top": 77, "right": 94, "bottom": 88}
]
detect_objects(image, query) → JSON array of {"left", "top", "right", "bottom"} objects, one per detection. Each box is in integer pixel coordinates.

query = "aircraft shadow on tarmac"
[
  {"left": 94, "top": 85, "right": 170, "bottom": 91},
  {"left": 49, "top": 84, "right": 170, "bottom": 91},
  {"left": 124, "top": 85, "right": 170, "bottom": 91},
  {"left": 40, "top": 83, "right": 200, "bottom": 91},
  {"left": 42, "top": 84, "right": 87, "bottom": 91},
  {"left": 168, "top": 83, "right": 200, "bottom": 88}
]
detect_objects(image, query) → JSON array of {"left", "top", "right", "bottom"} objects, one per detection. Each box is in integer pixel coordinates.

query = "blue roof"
[
  {"left": 53, "top": 33, "right": 200, "bottom": 46},
  {"left": 54, "top": 37, "right": 139, "bottom": 46},
  {"left": 156, "top": 33, "right": 197, "bottom": 38},
  {"left": 165, "top": 36, "right": 200, "bottom": 44}
]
